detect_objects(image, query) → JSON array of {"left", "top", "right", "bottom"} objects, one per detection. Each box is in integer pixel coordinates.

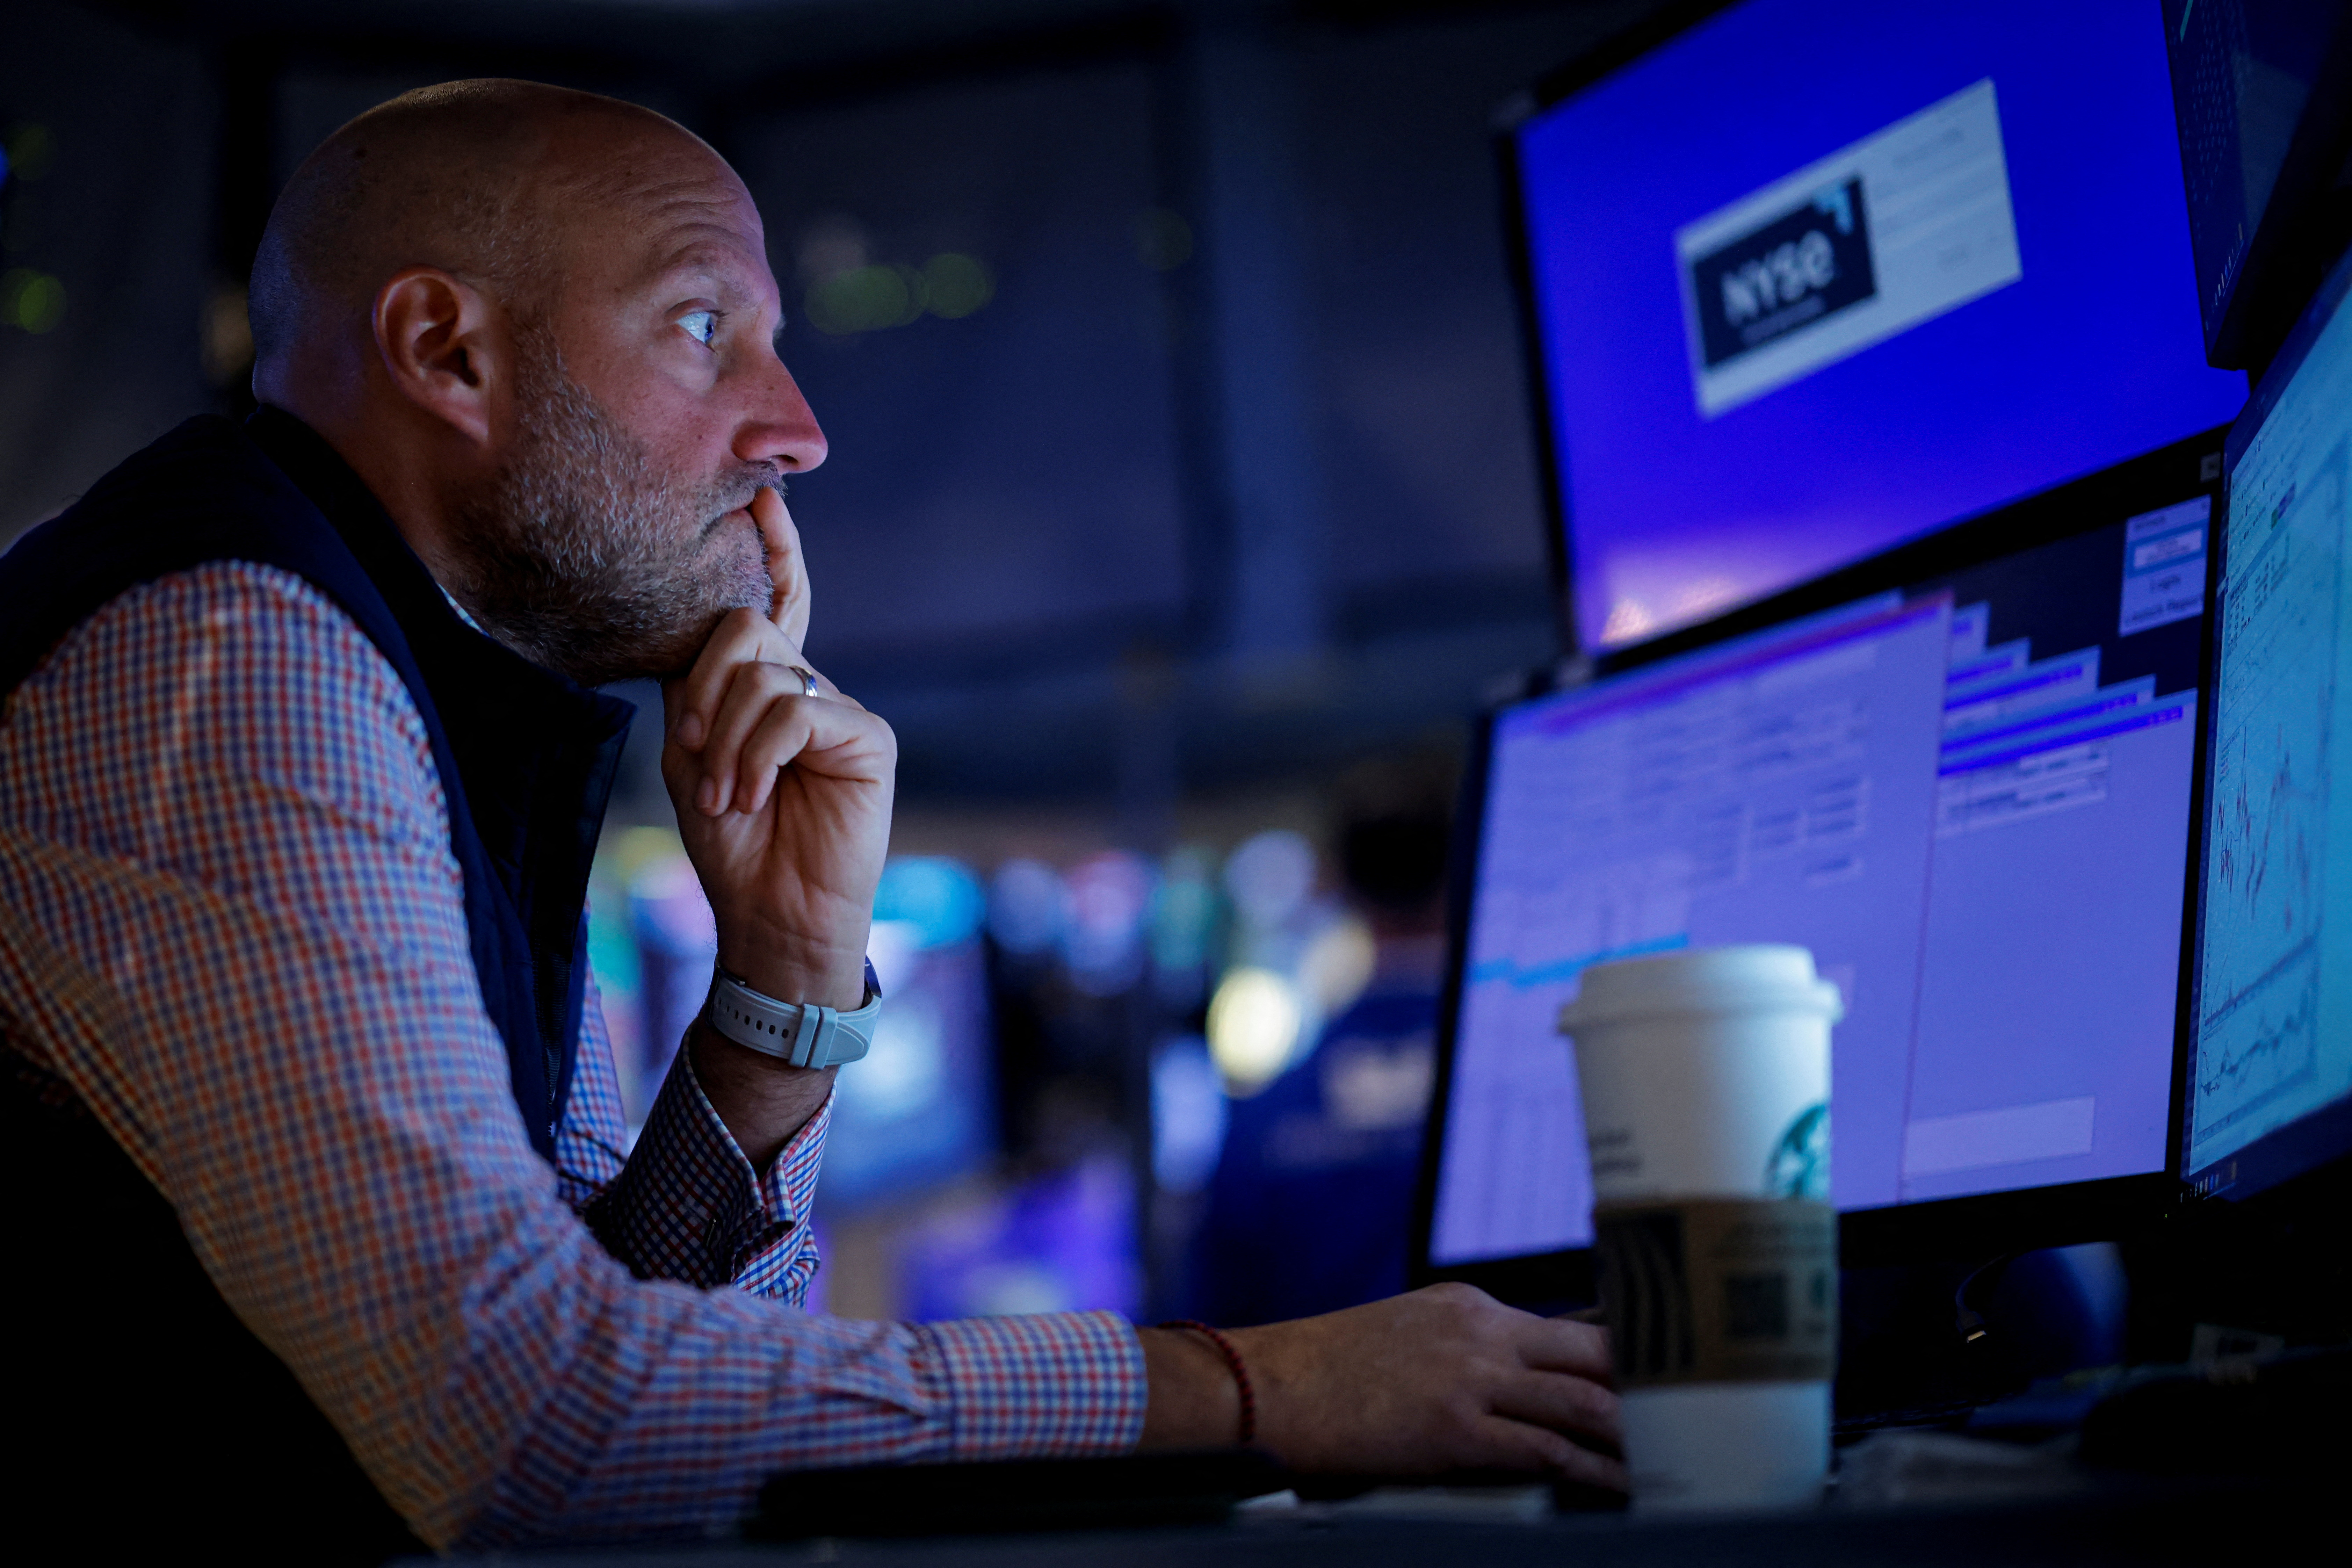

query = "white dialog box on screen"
[{"left": 1676, "top": 78, "right": 2024, "bottom": 418}]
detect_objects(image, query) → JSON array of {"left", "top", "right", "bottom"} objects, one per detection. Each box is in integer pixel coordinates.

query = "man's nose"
[{"left": 737, "top": 364, "right": 828, "bottom": 474}]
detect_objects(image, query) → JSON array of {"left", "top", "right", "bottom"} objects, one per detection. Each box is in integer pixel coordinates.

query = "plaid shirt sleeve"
[
  {"left": 0, "top": 563, "right": 1146, "bottom": 1550},
  {"left": 560, "top": 960, "right": 832, "bottom": 1300},
  {"left": 581, "top": 1023, "right": 834, "bottom": 1299}
]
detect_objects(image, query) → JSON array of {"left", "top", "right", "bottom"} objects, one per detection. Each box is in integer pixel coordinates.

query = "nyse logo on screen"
[{"left": 1691, "top": 180, "right": 1877, "bottom": 370}]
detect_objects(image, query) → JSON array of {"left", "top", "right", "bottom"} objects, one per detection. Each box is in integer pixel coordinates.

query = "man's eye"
[{"left": 679, "top": 310, "right": 719, "bottom": 346}]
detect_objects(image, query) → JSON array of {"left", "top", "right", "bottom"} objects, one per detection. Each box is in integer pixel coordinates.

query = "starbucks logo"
[{"left": 1766, "top": 1102, "right": 1829, "bottom": 1200}]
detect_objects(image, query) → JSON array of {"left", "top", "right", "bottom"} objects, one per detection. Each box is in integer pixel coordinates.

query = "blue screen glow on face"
[{"left": 1519, "top": 0, "right": 2247, "bottom": 648}]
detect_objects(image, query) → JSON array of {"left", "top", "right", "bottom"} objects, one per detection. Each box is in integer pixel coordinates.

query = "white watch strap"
[{"left": 703, "top": 962, "right": 880, "bottom": 1069}]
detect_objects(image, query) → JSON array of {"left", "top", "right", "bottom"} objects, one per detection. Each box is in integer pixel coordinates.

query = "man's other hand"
[
  {"left": 661, "top": 490, "right": 894, "bottom": 1015},
  {"left": 1140, "top": 1284, "right": 1624, "bottom": 1493}
]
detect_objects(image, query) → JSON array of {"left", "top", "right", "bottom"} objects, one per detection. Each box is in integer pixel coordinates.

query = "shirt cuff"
[
  {"left": 912, "top": 1310, "right": 1148, "bottom": 1460},
  {"left": 740, "top": 1091, "right": 831, "bottom": 1300},
  {"left": 585, "top": 1043, "right": 831, "bottom": 1297}
]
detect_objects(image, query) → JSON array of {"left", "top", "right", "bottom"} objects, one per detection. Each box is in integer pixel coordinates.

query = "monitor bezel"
[
  {"left": 2179, "top": 243, "right": 2352, "bottom": 1203},
  {"left": 1411, "top": 427, "right": 2229, "bottom": 1292},
  {"left": 1493, "top": 0, "right": 1745, "bottom": 657}
]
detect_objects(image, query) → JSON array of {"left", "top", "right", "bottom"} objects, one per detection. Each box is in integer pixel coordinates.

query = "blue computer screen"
[
  {"left": 1517, "top": 0, "right": 2246, "bottom": 649},
  {"left": 2187, "top": 250, "right": 2352, "bottom": 1193},
  {"left": 1433, "top": 498, "right": 2208, "bottom": 1266}
]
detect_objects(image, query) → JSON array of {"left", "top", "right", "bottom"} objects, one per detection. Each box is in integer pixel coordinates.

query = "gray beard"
[{"left": 446, "top": 323, "right": 775, "bottom": 686}]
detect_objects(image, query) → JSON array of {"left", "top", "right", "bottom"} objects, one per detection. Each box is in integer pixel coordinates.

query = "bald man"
[{"left": 0, "top": 81, "right": 1619, "bottom": 1555}]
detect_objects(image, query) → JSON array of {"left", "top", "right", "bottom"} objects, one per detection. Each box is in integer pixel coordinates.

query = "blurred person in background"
[
  {"left": 1193, "top": 760, "right": 1452, "bottom": 1325},
  {"left": 0, "top": 81, "right": 1618, "bottom": 1557}
]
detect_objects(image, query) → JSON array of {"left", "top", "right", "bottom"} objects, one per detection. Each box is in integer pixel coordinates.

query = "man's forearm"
[{"left": 684, "top": 1018, "right": 836, "bottom": 1170}]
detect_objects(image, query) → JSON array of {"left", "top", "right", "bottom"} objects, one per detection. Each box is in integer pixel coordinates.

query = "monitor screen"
[
  {"left": 1513, "top": 0, "right": 2247, "bottom": 648},
  {"left": 1428, "top": 452, "right": 2215, "bottom": 1271},
  {"left": 2185, "top": 247, "right": 2352, "bottom": 1198},
  {"left": 2165, "top": 0, "right": 2352, "bottom": 368}
]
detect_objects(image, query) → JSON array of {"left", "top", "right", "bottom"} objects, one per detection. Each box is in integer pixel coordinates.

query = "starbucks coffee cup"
[{"left": 1557, "top": 945, "right": 1842, "bottom": 1514}]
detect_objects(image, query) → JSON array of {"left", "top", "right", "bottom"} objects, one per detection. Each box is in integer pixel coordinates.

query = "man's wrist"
[
  {"left": 1136, "top": 1325, "right": 1244, "bottom": 1450},
  {"left": 715, "top": 934, "right": 868, "bottom": 1012},
  {"left": 685, "top": 1018, "right": 835, "bottom": 1169}
]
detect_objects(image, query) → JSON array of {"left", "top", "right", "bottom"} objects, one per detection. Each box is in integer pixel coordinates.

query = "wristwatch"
[{"left": 702, "top": 958, "right": 882, "bottom": 1068}]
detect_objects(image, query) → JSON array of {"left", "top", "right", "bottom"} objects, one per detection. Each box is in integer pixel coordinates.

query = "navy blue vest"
[{"left": 0, "top": 409, "right": 633, "bottom": 1558}]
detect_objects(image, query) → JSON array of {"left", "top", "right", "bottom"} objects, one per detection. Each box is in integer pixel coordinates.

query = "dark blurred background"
[{"left": 0, "top": 0, "right": 1666, "bottom": 1322}]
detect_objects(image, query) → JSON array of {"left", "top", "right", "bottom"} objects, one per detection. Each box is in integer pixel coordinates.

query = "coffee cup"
[{"left": 1558, "top": 944, "right": 1842, "bottom": 1513}]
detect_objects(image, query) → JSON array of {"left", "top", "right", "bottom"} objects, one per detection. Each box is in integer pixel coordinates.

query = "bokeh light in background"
[
  {"left": 804, "top": 252, "right": 994, "bottom": 335},
  {"left": 579, "top": 809, "right": 1401, "bottom": 1317},
  {"left": 986, "top": 858, "right": 1066, "bottom": 957},
  {"left": 596, "top": 825, "right": 719, "bottom": 1127},
  {"left": 897, "top": 1153, "right": 1141, "bottom": 1321},
  {"left": 1147, "top": 847, "right": 1221, "bottom": 1010},
  {"left": 823, "top": 857, "right": 995, "bottom": 1212},
  {"left": 1150, "top": 1036, "right": 1226, "bottom": 1193},
  {"left": 873, "top": 855, "right": 987, "bottom": 950},
  {"left": 1, "top": 122, "right": 64, "bottom": 337},
  {"left": 1222, "top": 828, "right": 1317, "bottom": 937},
  {"left": 1205, "top": 967, "right": 1301, "bottom": 1091},
  {"left": 1061, "top": 850, "right": 1155, "bottom": 996},
  {"left": 0, "top": 267, "right": 64, "bottom": 333},
  {"left": 1131, "top": 207, "right": 1194, "bottom": 272},
  {"left": 1198, "top": 828, "right": 1375, "bottom": 1091}
]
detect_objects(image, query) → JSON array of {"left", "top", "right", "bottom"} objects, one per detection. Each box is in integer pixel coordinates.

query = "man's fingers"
[
  {"left": 670, "top": 608, "right": 776, "bottom": 751},
  {"left": 691, "top": 664, "right": 894, "bottom": 816},
  {"left": 1517, "top": 1316, "right": 1616, "bottom": 1386},
  {"left": 730, "top": 704, "right": 817, "bottom": 816},
  {"left": 1489, "top": 1368, "right": 1622, "bottom": 1449},
  {"left": 736, "top": 708, "right": 881, "bottom": 815},
  {"left": 668, "top": 606, "right": 869, "bottom": 751},
  {"left": 754, "top": 486, "right": 812, "bottom": 649},
  {"left": 1478, "top": 1416, "right": 1630, "bottom": 1493},
  {"left": 695, "top": 661, "right": 810, "bottom": 814}
]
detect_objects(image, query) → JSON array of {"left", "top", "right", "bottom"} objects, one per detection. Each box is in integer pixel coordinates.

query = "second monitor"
[{"left": 1417, "top": 431, "right": 2226, "bottom": 1298}]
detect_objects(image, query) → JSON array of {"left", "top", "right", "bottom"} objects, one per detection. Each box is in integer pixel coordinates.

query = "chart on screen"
[{"left": 2195, "top": 451, "right": 2346, "bottom": 1160}]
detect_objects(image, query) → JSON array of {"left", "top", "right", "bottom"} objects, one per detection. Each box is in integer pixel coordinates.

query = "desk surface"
[{"left": 445, "top": 1477, "right": 2315, "bottom": 1568}]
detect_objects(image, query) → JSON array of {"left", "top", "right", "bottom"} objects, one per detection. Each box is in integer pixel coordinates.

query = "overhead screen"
[
  {"left": 2164, "top": 0, "right": 2352, "bottom": 368},
  {"left": 1431, "top": 463, "right": 2213, "bottom": 1267},
  {"left": 1515, "top": 0, "right": 2247, "bottom": 649},
  {"left": 2187, "top": 248, "right": 2352, "bottom": 1198}
]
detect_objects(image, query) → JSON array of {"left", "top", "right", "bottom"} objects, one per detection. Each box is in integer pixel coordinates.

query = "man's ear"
[{"left": 371, "top": 267, "right": 504, "bottom": 447}]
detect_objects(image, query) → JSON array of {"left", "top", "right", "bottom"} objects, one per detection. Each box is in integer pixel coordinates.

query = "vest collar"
[
  {"left": 244, "top": 406, "right": 635, "bottom": 1062},
  {"left": 240, "top": 405, "right": 636, "bottom": 807}
]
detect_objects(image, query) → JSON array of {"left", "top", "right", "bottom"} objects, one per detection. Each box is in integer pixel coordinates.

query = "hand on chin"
[{"left": 657, "top": 515, "right": 892, "bottom": 1012}]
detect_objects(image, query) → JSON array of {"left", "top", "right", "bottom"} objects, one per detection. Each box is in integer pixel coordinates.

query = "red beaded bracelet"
[{"left": 1158, "top": 1318, "right": 1257, "bottom": 1446}]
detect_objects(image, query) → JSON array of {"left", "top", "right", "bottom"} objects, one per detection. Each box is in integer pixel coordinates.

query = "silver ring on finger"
[{"left": 788, "top": 664, "right": 820, "bottom": 698}]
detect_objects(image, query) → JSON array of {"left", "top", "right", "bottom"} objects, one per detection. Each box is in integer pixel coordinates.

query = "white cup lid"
[{"left": 1556, "top": 944, "right": 1844, "bottom": 1031}]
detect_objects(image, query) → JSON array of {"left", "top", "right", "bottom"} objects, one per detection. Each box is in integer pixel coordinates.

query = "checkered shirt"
[{"left": 0, "top": 562, "right": 1145, "bottom": 1549}]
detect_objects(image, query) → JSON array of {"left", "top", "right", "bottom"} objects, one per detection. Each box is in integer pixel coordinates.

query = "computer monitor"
[
  {"left": 1414, "top": 433, "right": 2225, "bottom": 1303},
  {"left": 1505, "top": 0, "right": 2248, "bottom": 650},
  {"left": 2182, "top": 244, "right": 2352, "bottom": 1201},
  {"left": 2164, "top": 0, "right": 2352, "bottom": 371},
  {"left": 816, "top": 858, "right": 997, "bottom": 1212}
]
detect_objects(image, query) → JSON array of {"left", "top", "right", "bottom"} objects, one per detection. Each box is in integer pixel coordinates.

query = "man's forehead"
[
  {"left": 562, "top": 145, "right": 774, "bottom": 298},
  {"left": 638, "top": 228, "right": 774, "bottom": 299}
]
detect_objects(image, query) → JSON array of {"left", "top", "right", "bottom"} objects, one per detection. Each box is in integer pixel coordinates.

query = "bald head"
[
  {"left": 242, "top": 77, "right": 825, "bottom": 686},
  {"left": 250, "top": 79, "right": 701, "bottom": 374}
]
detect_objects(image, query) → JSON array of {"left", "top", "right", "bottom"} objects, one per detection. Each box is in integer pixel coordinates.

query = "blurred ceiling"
[
  {"left": 92, "top": 0, "right": 1569, "bottom": 84},
  {"left": 12, "top": 0, "right": 1637, "bottom": 808}
]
